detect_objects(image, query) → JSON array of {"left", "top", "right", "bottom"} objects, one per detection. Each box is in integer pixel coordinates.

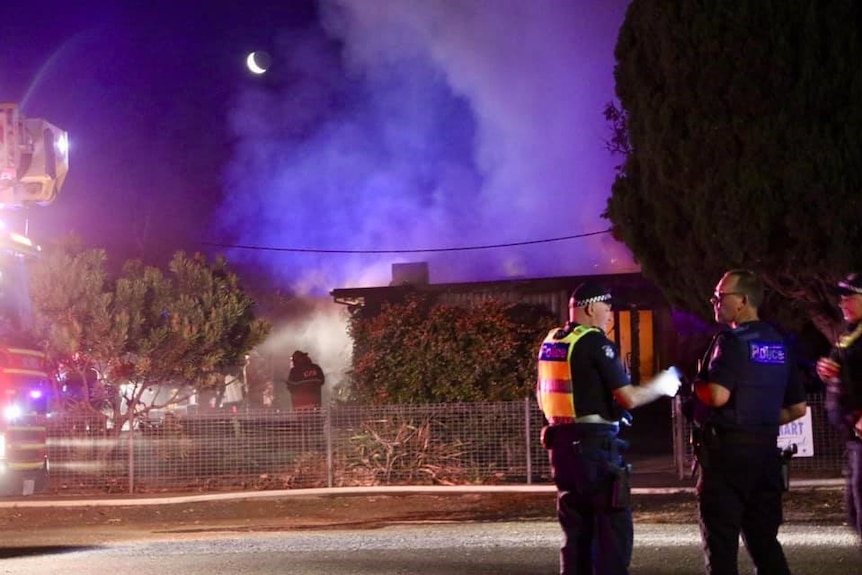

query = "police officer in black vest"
[
  {"left": 816, "top": 271, "right": 862, "bottom": 543},
  {"left": 691, "top": 269, "right": 807, "bottom": 575},
  {"left": 536, "top": 281, "right": 681, "bottom": 575}
]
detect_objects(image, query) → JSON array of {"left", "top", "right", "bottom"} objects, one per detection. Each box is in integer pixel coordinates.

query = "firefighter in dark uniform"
[
  {"left": 816, "top": 272, "right": 862, "bottom": 543},
  {"left": 536, "top": 281, "right": 681, "bottom": 575},
  {"left": 691, "top": 269, "right": 807, "bottom": 575},
  {"left": 286, "top": 350, "right": 325, "bottom": 409}
]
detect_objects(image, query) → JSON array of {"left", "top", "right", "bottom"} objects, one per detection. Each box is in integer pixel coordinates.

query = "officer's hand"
[
  {"left": 651, "top": 367, "right": 682, "bottom": 397},
  {"left": 815, "top": 357, "right": 840, "bottom": 382}
]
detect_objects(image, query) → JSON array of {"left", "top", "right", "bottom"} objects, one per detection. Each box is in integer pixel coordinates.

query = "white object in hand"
[{"left": 651, "top": 368, "right": 682, "bottom": 397}]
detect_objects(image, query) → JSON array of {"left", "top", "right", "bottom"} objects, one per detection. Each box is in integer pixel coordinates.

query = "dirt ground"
[{"left": 0, "top": 487, "right": 847, "bottom": 547}]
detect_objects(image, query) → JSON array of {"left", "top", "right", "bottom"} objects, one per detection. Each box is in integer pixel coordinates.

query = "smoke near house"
[
  {"left": 248, "top": 297, "right": 353, "bottom": 406},
  {"left": 216, "top": 0, "right": 636, "bottom": 294}
]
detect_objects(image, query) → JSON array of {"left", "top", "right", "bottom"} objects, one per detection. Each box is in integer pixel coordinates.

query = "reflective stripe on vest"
[
  {"left": 838, "top": 323, "right": 862, "bottom": 349},
  {"left": 536, "top": 325, "right": 599, "bottom": 421}
]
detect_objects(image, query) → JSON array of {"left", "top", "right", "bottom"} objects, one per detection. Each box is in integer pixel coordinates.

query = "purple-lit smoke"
[{"left": 217, "top": 0, "right": 637, "bottom": 294}]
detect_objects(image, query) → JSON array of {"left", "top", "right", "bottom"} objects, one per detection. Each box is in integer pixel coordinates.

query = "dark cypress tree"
[{"left": 606, "top": 0, "right": 862, "bottom": 339}]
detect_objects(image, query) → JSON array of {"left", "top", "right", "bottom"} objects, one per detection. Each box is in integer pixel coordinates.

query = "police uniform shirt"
[
  {"left": 704, "top": 321, "right": 806, "bottom": 432},
  {"left": 568, "top": 327, "right": 630, "bottom": 420}
]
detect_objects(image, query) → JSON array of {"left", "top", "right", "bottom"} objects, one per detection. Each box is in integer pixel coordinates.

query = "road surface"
[{"left": 0, "top": 522, "right": 856, "bottom": 574}]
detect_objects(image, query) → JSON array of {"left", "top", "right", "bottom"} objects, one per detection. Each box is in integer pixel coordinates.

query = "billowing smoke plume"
[{"left": 217, "top": 0, "right": 636, "bottom": 294}]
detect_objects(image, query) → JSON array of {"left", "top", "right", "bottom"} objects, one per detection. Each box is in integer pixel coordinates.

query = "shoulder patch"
[
  {"left": 710, "top": 331, "right": 735, "bottom": 364},
  {"left": 602, "top": 345, "right": 615, "bottom": 359}
]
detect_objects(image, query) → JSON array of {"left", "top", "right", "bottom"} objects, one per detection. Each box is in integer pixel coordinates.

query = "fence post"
[
  {"left": 525, "top": 398, "right": 532, "bottom": 485},
  {"left": 325, "top": 404, "right": 333, "bottom": 488},
  {"left": 128, "top": 417, "right": 135, "bottom": 494}
]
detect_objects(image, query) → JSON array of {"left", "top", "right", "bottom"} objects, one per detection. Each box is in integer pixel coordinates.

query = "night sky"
[{"left": 1, "top": 0, "right": 636, "bottom": 295}]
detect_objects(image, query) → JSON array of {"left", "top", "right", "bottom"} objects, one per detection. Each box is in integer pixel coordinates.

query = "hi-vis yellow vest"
[{"left": 536, "top": 325, "right": 599, "bottom": 422}]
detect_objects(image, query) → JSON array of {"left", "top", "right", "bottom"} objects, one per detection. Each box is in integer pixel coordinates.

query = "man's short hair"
[{"left": 725, "top": 269, "right": 764, "bottom": 308}]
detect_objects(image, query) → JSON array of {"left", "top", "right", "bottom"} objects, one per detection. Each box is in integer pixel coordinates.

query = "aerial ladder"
[{"left": 0, "top": 103, "right": 69, "bottom": 495}]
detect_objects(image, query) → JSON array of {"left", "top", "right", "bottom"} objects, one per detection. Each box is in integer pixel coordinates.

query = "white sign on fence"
[{"left": 777, "top": 406, "right": 814, "bottom": 457}]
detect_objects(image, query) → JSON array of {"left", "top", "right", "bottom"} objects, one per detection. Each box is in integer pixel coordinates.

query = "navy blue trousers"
[
  {"left": 696, "top": 445, "right": 790, "bottom": 575},
  {"left": 845, "top": 441, "right": 862, "bottom": 541},
  {"left": 548, "top": 424, "right": 632, "bottom": 575}
]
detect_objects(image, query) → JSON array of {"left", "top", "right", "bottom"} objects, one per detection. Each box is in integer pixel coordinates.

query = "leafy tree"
[
  {"left": 347, "top": 294, "right": 558, "bottom": 404},
  {"left": 27, "top": 246, "right": 116, "bottom": 414},
  {"left": 30, "top": 246, "right": 269, "bottom": 430},
  {"left": 605, "top": 0, "right": 862, "bottom": 340}
]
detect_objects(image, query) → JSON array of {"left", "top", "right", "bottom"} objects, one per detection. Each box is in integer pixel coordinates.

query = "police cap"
[
  {"left": 835, "top": 272, "right": 862, "bottom": 296},
  {"left": 570, "top": 280, "right": 618, "bottom": 308}
]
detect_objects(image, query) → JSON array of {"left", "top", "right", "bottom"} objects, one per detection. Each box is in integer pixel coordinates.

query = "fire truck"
[{"left": 0, "top": 103, "right": 69, "bottom": 495}]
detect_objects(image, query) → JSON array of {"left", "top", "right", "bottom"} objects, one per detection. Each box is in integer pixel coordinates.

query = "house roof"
[{"left": 330, "top": 271, "right": 668, "bottom": 310}]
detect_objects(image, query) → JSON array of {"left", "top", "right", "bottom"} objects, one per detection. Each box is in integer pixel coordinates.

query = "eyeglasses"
[{"left": 709, "top": 291, "right": 744, "bottom": 305}]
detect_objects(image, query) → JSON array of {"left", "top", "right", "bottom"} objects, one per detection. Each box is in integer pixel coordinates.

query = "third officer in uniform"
[
  {"left": 536, "top": 280, "right": 681, "bottom": 575},
  {"left": 691, "top": 269, "right": 807, "bottom": 575},
  {"left": 816, "top": 271, "right": 862, "bottom": 544}
]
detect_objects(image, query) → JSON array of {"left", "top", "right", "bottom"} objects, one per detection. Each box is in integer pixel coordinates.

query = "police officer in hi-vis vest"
[
  {"left": 692, "top": 269, "right": 807, "bottom": 575},
  {"left": 816, "top": 272, "right": 862, "bottom": 543},
  {"left": 536, "top": 281, "right": 681, "bottom": 575}
]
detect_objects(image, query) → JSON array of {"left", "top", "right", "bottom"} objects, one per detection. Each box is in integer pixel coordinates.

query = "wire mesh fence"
[
  {"left": 45, "top": 402, "right": 546, "bottom": 494},
  {"left": 43, "top": 395, "right": 844, "bottom": 495}
]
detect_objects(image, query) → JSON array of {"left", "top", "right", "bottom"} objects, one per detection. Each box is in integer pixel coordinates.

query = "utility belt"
[
  {"left": 692, "top": 423, "right": 777, "bottom": 450},
  {"left": 541, "top": 423, "right": 629, "bottom": 454}
]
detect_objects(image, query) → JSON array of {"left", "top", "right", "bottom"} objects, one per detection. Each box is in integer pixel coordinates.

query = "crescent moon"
[{"left": 246, "top": 51, "right": 269, "bottom": 75}]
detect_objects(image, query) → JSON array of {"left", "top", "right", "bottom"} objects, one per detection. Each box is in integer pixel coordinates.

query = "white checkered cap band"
[{"left": 573, "top": 293, "right": 612, "bottom": 307}]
